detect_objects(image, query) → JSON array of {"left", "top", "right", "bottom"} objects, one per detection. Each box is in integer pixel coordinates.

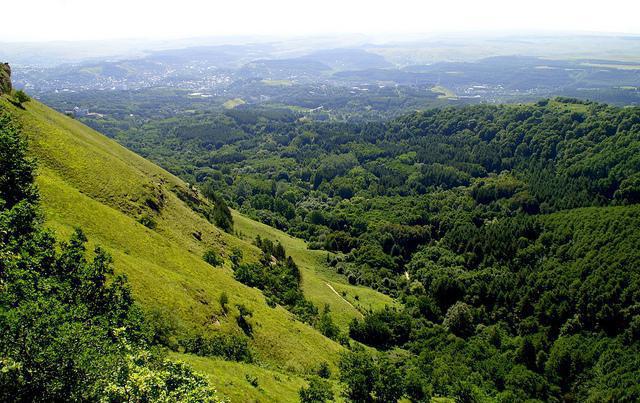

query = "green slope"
[
  {"left": 233, "top": 212, "right": 396, "bottom": 330},
  {"left": 0, "top": 98, "right": 394, "bottom": 398},
  {"left": 174, "top": 353, "right": 348, "bottom": 403}
]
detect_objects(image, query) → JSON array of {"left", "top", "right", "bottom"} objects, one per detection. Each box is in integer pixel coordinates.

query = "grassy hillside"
[
  {"left": 174, "top": 353, "right": 348, "bottom": 402},
  {"left": 0, "top": 97, "right": 393, "bottom": 398},
  {"left": 234, "top": 212, "right": 396, "bottom": 329}
]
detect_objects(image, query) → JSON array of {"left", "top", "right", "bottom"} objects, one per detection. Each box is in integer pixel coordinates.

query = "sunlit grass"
[{"left": 2, "top": 97, "right": 353, "bottom": 396}]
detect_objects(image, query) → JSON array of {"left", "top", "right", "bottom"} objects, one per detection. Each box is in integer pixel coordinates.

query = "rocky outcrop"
[{"left": 0, "top": 63, "right": 12, "bottom": 95}]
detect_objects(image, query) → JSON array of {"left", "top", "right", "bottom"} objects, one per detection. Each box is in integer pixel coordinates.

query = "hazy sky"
[{"left": 2, "top": 0, "right": 639, "bottom": 42}]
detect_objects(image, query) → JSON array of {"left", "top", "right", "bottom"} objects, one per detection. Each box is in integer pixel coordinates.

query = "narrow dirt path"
[{"left": 325, "top": 282, "right": 364, "bottom": 317}]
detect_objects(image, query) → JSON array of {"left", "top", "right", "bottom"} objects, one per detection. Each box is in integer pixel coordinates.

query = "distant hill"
[{"left": 302, "top": 48, "right": 393, "bottom": 71}]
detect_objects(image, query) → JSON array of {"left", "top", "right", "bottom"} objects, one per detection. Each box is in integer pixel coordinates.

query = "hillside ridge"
[{"left": 0, "top": 96, "right": 394, "bottom": 400}]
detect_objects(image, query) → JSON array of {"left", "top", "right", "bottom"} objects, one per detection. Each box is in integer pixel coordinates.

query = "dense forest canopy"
[
  {"left": 78, "top": 97, "right": 640, "bottom": 401},
  {"left": 99, "top": 98, "right": 640, "bottom": 250}
]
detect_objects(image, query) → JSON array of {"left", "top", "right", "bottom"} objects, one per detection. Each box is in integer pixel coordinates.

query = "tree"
[
  {"left": 235, "top": 304, "right": 253, "bottom": 337},
  {"left": 373, "top": 358, "right": 404, "bottom": 402},
  {"left": 13, "top": 90, "right": 30, "bottom": 106},
  {"left": 219, "top": 292, "right": 229, "bottom": 314},
  {"left": 0, "top": 111, "right": 36, "bottom": 208},
  {"left": 212, "top": 196, "right": 233, "bottom": 232},
  {"left": 299, "top": 377, "right": 334, "bottom": 403},
  {"left": 443, "top": 301, "right": 475, "bottom": 337},
  {"left": 317, "top": 361, "right": 331, "bottom": 379},
  {"left": 317, "top": 304, "right": 340, "bottom": 340},
  {"left": 339, "top": 348, "right": 377, "bottom": 402},
  {"left": 230, "top": 246, "right": 243, "bottom": 268},
  {"left": 100, "top": 349, "right": 221, "bottom": 402},
  {"left": 201, "top": 181, "right": 233, "bottom": 232},
  {"left": 203, "top": 249, "right": 223, "bottom": 267}
]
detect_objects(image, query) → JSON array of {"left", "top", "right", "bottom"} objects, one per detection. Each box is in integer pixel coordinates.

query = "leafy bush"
[
  {"left": 317, "top": 304, "right": 340, "bottom": 340},
  {"left": 245, "top": 374, "right": 259, "bottom": 388},
  {"left": 299, "top": 377, "right": 334, "bottom": 403},
  {"left": 235, "top": 304, "right": 253, "bottom": 337},
  {"left": 181, "top": 333, "right": 253, "bottom": 362},
  {"left": 203, "top": 249, "right": 223, "bottom": 267},
  {"left": 201, "top": 181, "right": 234, "bottom": 232},
  {"left": 316, "top": 361, "right": 331, "bottom": 379},
  {"left": 349, "top": 307, "right": 412, "bottom": 349},
  {"left": 138, "top": 213, "right": 157, "bottom": 229},
  {"left": 13, "top": 90, "right": 30, "bottom": 105},
  {"left": 219, "top": 292, "right": 229, "bottom": 314}
]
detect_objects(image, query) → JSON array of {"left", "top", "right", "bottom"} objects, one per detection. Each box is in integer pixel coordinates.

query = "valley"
[
  {"left": 2, "top": 97, "right": 393, "bottom": 400},
  {"left": 1, "top": 28, "right": 640, "bottom": 403}
]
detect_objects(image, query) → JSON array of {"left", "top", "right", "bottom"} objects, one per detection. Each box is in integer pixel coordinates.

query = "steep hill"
[{"left": 0, "top": 97, "right": 393, "bottom": 400}]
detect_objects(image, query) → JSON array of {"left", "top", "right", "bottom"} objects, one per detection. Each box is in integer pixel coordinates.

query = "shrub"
[
  {"left": 181, "top": 333, "right": 253, "bottom": 362},
  {"left": 317, "top": 305, "right": 340, "bottom": 340},
  {"left": 230, "top": 246, "right": 243, "bottom": 267},
  {"left": 14, "top": 90, "right": 30, "bottom": 105},
  {"left": 339, "top": 347, "right": 377, "bottom": 402},
  {"left": 219, "top": 292, "right": 229, "bottom": 314},
  {"left": 316, "top": 361, "right": 331, "bottom": 379},
  {"left": 236, "top": 304, "right": 253, "bottom": 337},
  {"left": 138, "top": 214, "right": 157, "bottom": 229},
  {"left": 299, "top": 377, "right": 334, "bottom": 403},
  {"left": 203, "top": 249, "right": 223, "bottom": 267},
  {"left": 245, "top": 374, "right": 259, "bottom": 388}
]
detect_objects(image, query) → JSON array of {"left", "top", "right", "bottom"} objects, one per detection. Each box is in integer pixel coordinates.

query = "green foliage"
[
  {"left": 181, "top": 333, "right": 253, "bottom": 362},
  {"left": 0, "top": 110, "right": 219, "bottom": 401},
  {"left": 219, "top": 291, "right": 229, "bottom": 314},
  {"left": 339, "top": 348, "right": 378, "bottom": 402},
  {"left": 615, "top": 173, "right": 640, "bottom": 204},
  {"left": 375, "top": 356, "right": 405, "bottom": 403},
  {"left": 202, "top": 181, "right": 234, "bottom": 232},
  {"left": 338, "top": 347, "right": 405, "bottom": 402},
  {"left": 203, "top": 248, "right": 223, "bottom": 267},
  {"left": 235, "top": 304, "right": 254, "bottom": 337},
  {"left": 20, "top": 91, "right": 640, "bottom": 400},
  {"left": 101, "top": 349, "right": 220, "bottom": 402},
  {"left": 316, "top": 361, "right": 331, "bottom": 379},
  {"left": 299, "top": 376, "right": 334, "bottom": 403},
  {"left": 234, "top": 237, "right": 318, "bottom": 323},
  {"left": 349, "top": 307, "right": 412, "bottom": 349},
  {"left": 0, "top": 111, "right": 36, "bottom": 209},
  {"left": 138, "top": 213, "right": 157, "bottom": 229},
  {"left": 317, "top": 304, "right": 340, "bottom": 340},
  {"left": 229, "top": 246, "right": 243, "bottom": 268},
  {"left": 212, "top": 199, "right": 234, "bottom": 232},
  {"left": 245, "top": 373, "right": 259, "bottom": 388},
  {"left": 443, "top": 302, "right": 475, "bottom": 338},
  {"left": 13, "top": 90, "right": 30, "bottom": 105}
]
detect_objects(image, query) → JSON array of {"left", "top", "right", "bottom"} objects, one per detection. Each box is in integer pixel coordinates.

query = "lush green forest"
[
  {"left": 4, "top": 72, "right": 640, "bottom": 401},
  {"left": 76, "top": 97, "right": 640, "bottom": 401}
]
